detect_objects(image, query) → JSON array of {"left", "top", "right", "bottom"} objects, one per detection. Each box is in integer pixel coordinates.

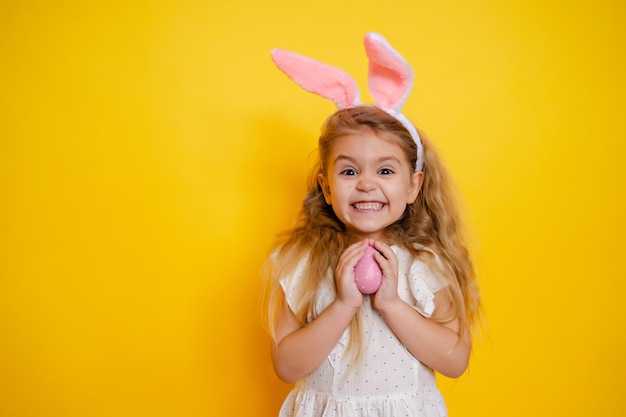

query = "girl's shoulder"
[
  {"left": 392, "top": 244, "right": 448, "bottom": 317},
  {"left": 269, "top": 245, "right": 310, "bottom": 284},
  {"left": 275, "top": 251, "right": 309, "bottom": 283},
  {"left": 393, "top": 242, "right": 444, "bottom": 273}
]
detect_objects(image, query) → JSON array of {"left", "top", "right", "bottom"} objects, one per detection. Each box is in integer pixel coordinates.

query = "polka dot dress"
[{"left": 278, "top": 245, "right": 448, "bottom": 417}]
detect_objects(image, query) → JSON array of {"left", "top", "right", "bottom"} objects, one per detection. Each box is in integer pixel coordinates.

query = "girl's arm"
[
  {"left": 372, "top": 242, "right": 471, "bottom": 378},
  {"left": 272, "top": 240, "right": 369, "bottom": 383},
  {"left": 377, "top": 292, "right": 470, "bottom": 378},
  {"left": 272, "top": 298, "right": 358, "bottom": 383}
]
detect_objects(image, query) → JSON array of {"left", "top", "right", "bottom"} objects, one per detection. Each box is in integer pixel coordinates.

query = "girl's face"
[{"left": 318, "top": 129, "right": 423, "bottom": 241}]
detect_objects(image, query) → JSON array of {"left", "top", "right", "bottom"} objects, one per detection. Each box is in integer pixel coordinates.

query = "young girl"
[{"left": 264, "top": 33, "right": 480, "bottom": 417}]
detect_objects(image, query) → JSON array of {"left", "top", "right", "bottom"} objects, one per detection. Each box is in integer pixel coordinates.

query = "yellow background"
[{"left": 1, "top": 1, "right": 625, "bottom": 416}]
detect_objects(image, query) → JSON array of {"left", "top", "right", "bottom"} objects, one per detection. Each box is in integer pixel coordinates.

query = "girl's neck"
[{"left": 345, "top": 230, "right": 389, "bottom": 245}]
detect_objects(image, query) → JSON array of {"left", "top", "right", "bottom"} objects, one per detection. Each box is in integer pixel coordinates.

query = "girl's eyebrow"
[{"left": 334, "top": 154, "right": 402, "bottom": 165}]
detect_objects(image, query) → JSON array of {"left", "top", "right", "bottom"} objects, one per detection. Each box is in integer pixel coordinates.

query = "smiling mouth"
[{"left": 353, "top": 202, "right": 384, "bottom": 210}]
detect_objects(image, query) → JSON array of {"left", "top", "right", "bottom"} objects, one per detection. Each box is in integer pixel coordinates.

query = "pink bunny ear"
[
  {"left": 363, "top": 32, "right": 414, "bottom": 113},
  {"left": 364, "top": 33, "right": 424, "bottom": 171},
  {"left": 271, "top": 48, "right": 361, "bottom": 109}
]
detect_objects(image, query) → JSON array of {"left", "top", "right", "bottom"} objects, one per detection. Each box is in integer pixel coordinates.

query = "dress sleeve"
[
  {"left": 405, "top": 247, "right": 448, "bottom": 318},
  {"left": 277, "top": 252, "right": 309, "bottom": 314},
  {"left": 277, "top": 251, "right": 335, "bottom": 321}
]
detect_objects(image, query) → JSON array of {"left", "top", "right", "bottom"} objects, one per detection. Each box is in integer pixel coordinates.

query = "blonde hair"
[{"left": 262, "top": 105, "right": 480, "bottom": 358}]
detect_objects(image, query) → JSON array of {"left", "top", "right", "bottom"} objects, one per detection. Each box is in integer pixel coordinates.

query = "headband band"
[{"left": 271, "top": 32, "right": 424, "bottom": 171}]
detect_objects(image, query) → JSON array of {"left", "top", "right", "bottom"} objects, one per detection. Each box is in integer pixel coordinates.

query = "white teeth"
[{"left": 353, "top": 202, "right": 383, "bottom": 210}]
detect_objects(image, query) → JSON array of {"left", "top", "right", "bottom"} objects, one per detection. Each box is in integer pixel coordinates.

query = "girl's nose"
[{"left": 357, "top": 175, "right": 376, "bottom": 192}]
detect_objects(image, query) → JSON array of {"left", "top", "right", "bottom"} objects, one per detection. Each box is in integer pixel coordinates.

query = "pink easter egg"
[{"left": 354, "top": 246, "right": 382, "bottom": 294}]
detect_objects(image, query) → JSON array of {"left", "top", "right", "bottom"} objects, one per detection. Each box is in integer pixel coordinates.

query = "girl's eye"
[
  {"left": 340, "top": 168, "right": 358, "bottom": 176},
  {"left": 379, "top": 168, "right": 394, "bottom": 175}
]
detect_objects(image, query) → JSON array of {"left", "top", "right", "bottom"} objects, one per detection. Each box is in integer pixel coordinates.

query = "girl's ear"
[
  {"left": 318, "top": 174, "right": 332, "bottom": 204},
  {"left": 407, "top": 171, "right": 424, "bottom": 204}
]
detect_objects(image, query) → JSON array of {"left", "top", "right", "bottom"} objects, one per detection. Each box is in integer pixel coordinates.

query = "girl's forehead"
[{"left": 328, "top": 130, "right": 406, "bottom": 156}]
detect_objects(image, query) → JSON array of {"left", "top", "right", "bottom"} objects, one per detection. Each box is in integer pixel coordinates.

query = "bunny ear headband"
[{"left": 271, "top": 32, "right": 424, "bottom": 171}]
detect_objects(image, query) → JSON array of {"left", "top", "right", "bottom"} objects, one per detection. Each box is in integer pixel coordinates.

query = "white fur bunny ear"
[
  {"left": 271, "top": 48, "right": 361, "bottom": 109},
  {"left": 363, "top": 32, "right": 414, "bottom": 114}
]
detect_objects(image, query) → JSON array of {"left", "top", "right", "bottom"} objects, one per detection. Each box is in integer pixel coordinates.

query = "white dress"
[{"left": 278, "top": 245, "right": 448, "bottom": 417}]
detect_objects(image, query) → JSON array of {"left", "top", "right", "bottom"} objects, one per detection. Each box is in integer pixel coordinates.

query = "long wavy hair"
[{"left": 263, "top": 105, "right": 480, "bottom": 358}]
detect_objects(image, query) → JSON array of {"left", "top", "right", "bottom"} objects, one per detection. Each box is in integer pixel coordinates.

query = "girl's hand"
[
  {"left": 370, "top": 241, "right": 402, "bottom": 311},
  {"left": 334, "top": 240, "right": 369, "bottom": 309}
]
